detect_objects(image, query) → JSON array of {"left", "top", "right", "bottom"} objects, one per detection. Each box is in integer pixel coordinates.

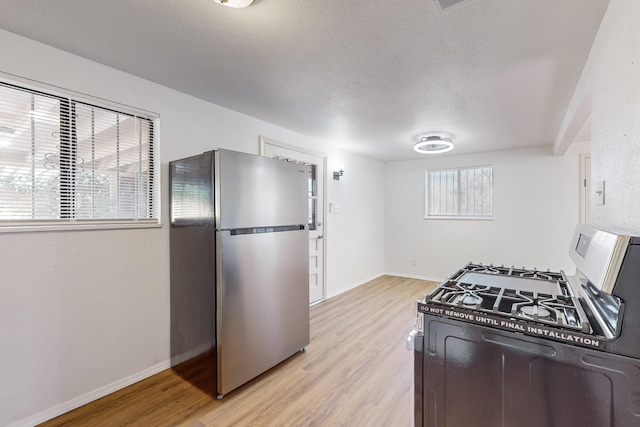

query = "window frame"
[
  {"left": 424, "top": 164, "right": 494, "bottom": 220},
  {"left": 0, "top": 75, "right": 160, "bottom": 233}
]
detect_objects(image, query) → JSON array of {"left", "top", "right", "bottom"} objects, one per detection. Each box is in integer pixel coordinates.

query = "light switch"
[
  {"left": 334, "top": 204, "right": 341, "bottom": 214},
  {"left": 596, "top": 181, "right": 605, "bottom": 205}
]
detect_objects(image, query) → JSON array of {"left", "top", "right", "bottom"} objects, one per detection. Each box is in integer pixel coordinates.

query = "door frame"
[
  {"left": 259, "top": 135, "right": 328, "bottom": 303},
  {"left": 579, "top": 153, "right": 591, "bottom": 224}
]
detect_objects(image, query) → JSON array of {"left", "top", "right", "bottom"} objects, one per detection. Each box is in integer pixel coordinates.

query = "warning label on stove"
[{"left": 417, "top": 302, "right": 604, "bottom": 349}]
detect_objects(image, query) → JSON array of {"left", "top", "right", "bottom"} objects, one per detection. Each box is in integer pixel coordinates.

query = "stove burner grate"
[
  {"left": 428, "top": 264, "right": 591, "bottom": 333},
  {"left": 461, "top": 263, "right": 567, "bottom": 282}
]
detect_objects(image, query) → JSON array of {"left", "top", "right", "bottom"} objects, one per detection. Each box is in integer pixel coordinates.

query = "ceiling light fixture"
[
  {"left": 214, "top": 0, "right": 255, "bottom": 8},
  {"left": 414, "top": 136, "right": 454, "bottom": 154}
]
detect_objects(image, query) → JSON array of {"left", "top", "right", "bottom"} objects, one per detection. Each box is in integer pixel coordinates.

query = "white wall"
[
  {"left": 325, "top": 148, "right": 385, "bottom": 297},
  {"left": 385, "top": 146, "right": 580, "bottom": 281},
  {"left": 0, "top": 29, "right": 385, "bottom": 427},
  {"left": 585, "top": 0, "right": 640, "bottom": 233}
]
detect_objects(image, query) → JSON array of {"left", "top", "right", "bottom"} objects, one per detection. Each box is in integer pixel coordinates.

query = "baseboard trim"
[
  {"left": 8, "top": 360, "right": 171, "bottom": 427},
  {"left": 10, "top": 273, "right": 442, "bottom": 427},
  {"left": 326, "top": 272, "right": 385, "bottom": 299},
  {"left": 384, "top": 272, "right": 445, "bottom": 283},
  {"left": 170, "top": 342, "right": 214, "bottom": 367},
  {"left": 325, "top": 272, "right": 444, "bottom": 300}
]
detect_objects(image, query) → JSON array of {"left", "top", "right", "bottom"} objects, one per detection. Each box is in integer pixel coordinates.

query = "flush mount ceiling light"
[
  {"left": 413, "top": 136, "right": 454, "bottom": 154},
  {"left": 214, "top": 0, "right": 255, "bottom": 7}
]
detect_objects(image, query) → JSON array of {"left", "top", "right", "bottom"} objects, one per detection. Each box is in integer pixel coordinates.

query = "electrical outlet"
[{"left": 411, "top": 259, "right": 416, "bottom": 266}]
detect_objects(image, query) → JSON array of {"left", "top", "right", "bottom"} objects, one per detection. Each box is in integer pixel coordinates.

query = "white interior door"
[{"left": 261, "top": 137, "right": 326, "bottom": 304}]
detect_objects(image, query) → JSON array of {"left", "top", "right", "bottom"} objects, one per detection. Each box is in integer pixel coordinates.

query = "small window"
[
  {"left": 307, "top": 163, "right": 318, "bottom": 231},
  {"left": 425, "top": 166, "right": 493, "bottom": 219},
  {"left": 272, "top": 154, "right": 317, "bottom": 231},
  {"left": 0, "top": 80, "right": 158, "bottom": 231}
]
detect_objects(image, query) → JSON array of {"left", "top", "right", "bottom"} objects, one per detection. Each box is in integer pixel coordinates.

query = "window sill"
[
  {"left": 0, "top": 220, "right": 161, "bottom": 233},
  {"left": 424, "top": 216, "right": 494, "bottom": 221}
]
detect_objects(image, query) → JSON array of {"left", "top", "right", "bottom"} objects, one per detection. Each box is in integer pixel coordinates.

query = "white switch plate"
[
  {"left": 334, "top": 204, "right": 341, "bottom": 214},
  {"left": 596, "top": 181, "right": 605, "bottom": 205}
]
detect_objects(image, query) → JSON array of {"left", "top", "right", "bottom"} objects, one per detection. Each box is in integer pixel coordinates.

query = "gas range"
[
  {"left": 409, "top": 225, "right": 640, "bottom": 427},
  {"left": 413, "top": 223, "right": 640, "bottom": 356},
  {"left": 418, "top": 262, "right": 603, "bottom": 348}
]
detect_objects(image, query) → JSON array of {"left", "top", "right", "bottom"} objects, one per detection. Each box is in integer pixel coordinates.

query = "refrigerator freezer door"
[
  {"left": 170, "top": 152, "right": 214, "bottom": 225},
  {"left": 216, "top": 228, "right": 310, "bottom": 395},
  {"left": 215, "top": 149, "right": 308, "bottom": 230}
]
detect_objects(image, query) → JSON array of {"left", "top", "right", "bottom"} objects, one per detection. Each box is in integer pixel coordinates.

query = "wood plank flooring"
[{"left": 38, "top": 276, "right": 436, "bottom": 427}]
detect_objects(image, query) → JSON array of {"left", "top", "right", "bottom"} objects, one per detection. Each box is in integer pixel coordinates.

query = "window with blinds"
[
  {"left": 0, "top": 81, "right": 158, "bottom": 230},
  {"left": 425, "top": 166, "right": 493, "bottom": 218}
]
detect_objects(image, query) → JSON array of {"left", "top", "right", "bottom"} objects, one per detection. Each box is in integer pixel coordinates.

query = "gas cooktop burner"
[
  {"left": 519, "top": 305, "right": 551, "bottom": 318},
  {"left": 426, "top": 262, "right": 591, "bottom": 333},
  {"left": 465, "top": 263, "right": 566, "bottom": 282},
  {"left": 469, "top": 264, "right": 502, "bottom": 275}
]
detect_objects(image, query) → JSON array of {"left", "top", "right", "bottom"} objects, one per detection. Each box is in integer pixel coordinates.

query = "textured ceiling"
[{"left": 0, "top": 0, "right": 609, "bottom": 161}]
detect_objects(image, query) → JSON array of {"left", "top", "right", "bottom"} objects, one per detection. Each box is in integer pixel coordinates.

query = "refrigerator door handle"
[{"left": 225, "top": 224, "right": 306, "bottom": 235}]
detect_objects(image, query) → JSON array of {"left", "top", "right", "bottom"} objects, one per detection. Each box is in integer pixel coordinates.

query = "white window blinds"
[
  {"left": 0, "top": 81, "right": 158, "bottom": 229},
  {"left": 426, "top": 166, "right": 493, "bottom": 218}
]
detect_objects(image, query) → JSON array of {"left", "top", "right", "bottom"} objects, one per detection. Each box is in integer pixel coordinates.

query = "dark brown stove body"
[{"left": 409, "top": 226, "right": 640, "bottom": 427}]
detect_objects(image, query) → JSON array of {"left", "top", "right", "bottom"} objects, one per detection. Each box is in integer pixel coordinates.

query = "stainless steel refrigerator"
[{"left": 169, "top": 149, "right": 309, "bottom": 398}]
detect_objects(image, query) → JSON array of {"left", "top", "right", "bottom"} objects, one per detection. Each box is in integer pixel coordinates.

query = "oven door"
[{"left": 416, "top": 313, "right": 640, "bottom": 427}]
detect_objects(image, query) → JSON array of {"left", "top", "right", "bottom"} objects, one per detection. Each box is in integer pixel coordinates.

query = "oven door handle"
[
  {"left": 407, "top": 300, "right": 425, "bottom": 351},
  {"left": 406, "top": 330, "right": 416, "bottom": 351},
  {"left": 406, "top": 329, "right": 421, "bottom": 351}
]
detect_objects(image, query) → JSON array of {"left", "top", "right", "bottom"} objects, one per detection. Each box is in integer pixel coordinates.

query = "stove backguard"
[
  {"left": 569, "top": 233, "right": 640, "bottom": 358},
  {"left": 598, "top": 236, "right": 640, "bottom": 358}
]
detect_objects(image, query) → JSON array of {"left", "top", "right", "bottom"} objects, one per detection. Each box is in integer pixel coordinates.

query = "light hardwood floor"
[{"left": 38, "top": 275, "right": 437, "bottom": 427}]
